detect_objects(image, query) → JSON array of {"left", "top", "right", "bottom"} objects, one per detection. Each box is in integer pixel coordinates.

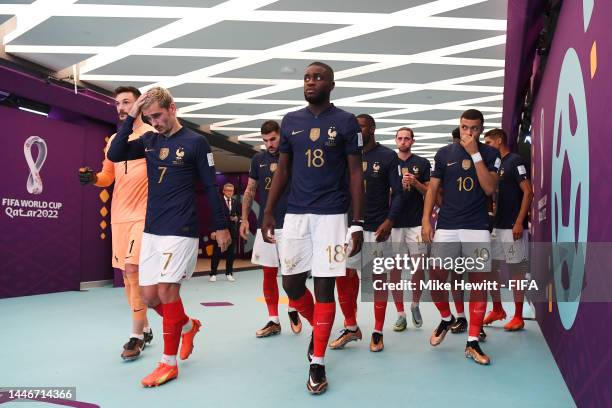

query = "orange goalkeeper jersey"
[{"left": 95, "top": 122, "right": 154, "bottom": 224}]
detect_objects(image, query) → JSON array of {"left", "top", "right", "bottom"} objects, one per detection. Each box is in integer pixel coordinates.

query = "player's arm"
[
  {"left": 261, "top": 153, "right": 291, "bottom": 243},
  {"left": 79, "top": 136, "right": 115, "bottom": 186},
  {"left": 422, "top": 177, "right": 440, "bottom": 243},
  {"left": 239, "top": 177, "right": 258, "bottom": 240},
  {"left": 107, "top": 115, "right": 146, "bottom": 162},
  {"left": 195, "top": 137, "right": 231, "bottom": 251},
  {"left": 460, "top": 134, "right": 498, "bottom": 196},
  {"left": 347, "top": 154, "right": 364, "bottom": 256},
  {"left": 513, "top": 179, "right": 533, "bottom": 240}
]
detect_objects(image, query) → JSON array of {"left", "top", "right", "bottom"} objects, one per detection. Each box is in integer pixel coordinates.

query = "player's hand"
[
  {"left": 421, "top": 219, "right": 434, "bottom": 243},
  {"left": 239, "top": 220, "right": 250, "bottom": 240},
  {"left": 460, "top": 133, "right": 479, "bottom": 155},
  {"left": 402, "top": 173, "right": 417, "bottom": 189},
  {"left": 128, "top": 93, "right": 147, "bottom": 118},
  {"left": 512, "top": 224, "right": 524, "bottom": 241},
  {"left": 261, "top": 212, "right": 276, "bottom": 243},
  {"left": 374, "top": 219, "right": 393, "bottom": 242},
  {"left": 215, "top": 229, "right": 232, "bottom": 252},
  {"left": 78, "top": 167, "right": 97, "bottom": 185},
  {"left": 348, "top": 230, "right": 364, "bottom": 257}
]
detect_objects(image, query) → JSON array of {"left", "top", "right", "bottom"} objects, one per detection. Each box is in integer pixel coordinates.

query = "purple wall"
[
  {"left": 1, "top": 66, "right": 116, "bottom": 296},
  {"left": 528, "top": 0, "right": 612, "bottom": 406}
]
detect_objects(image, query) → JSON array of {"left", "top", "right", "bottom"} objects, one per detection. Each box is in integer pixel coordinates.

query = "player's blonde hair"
[{"left": 142, "top": 86, "right": 174, "bottom": 110}]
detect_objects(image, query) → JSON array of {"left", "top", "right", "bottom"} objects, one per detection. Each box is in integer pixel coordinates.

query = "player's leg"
[
  {"left": 329, "top": 231, "right": 368, "bottom": 350},
  {"left": 331, "top": 268, "right": 362, "bottom": 349},
  {"left": 429, "top": 230, "right": 460, "bottom": 346},
  {"left": 279, "top": 214, "right": 315, "bottom": 328},
  {"left": 504, "top": 260, "right": 528, "bottom": 330},
  {"left": 122, "top": 221, "right": 152, "bottom": 360},
  {"left": 450, "top": 270, "right": 467, "bottom": 333},
  {"left": 484, "top": 229, "right": 508, "bottom": 325},
  {"left": 306, "top": 214, "right": 346, "bottom": 395},
  {"left": 209, "top": 242, "right": 220, "bottom": 281},
  {"left": 465, "top": 272, "right": 490, "bottom": 365},
  {"left": 503, "top": 230, "right": 529, "bottom": 331},
  {"left": 141, "top": 235, "right": 199, "bottom": 387},
  {"left": 122, "top": 263, "right": 148, "bottom": 360},
  {"left": 483, "top": 259, "right": 507, "bottom": 324},
  {"left": 407, "top": 226, "right": 426, "bottom": 328},
  {"left": 252, "top": 230, "right": 282, "bottom": 337},
  {"left": 390, "top": 268, "right": 407, "bottom": 331},
  {"left": 225, "top": 238, "right": 236, "bottom": 281},
  {"left": 462, "top": 230, "right": 492, "bottom": 365},
  {"left": 371, "top": 271, "right": 388, "bottom": 352}
]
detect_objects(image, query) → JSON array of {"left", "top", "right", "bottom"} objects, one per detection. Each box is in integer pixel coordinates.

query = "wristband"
[
  {"left": 345, "top": 225, "right": 364, "bottom": 245},
  {"left": 350, "top": 219, "right": 365, "bottom": 227},
  {"left": 471, "top": 152, "right": 483, "bottom": 164}
]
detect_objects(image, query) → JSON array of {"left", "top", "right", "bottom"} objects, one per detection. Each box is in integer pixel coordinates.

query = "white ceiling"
[{"left": 0, "top": 0, "right": 507, "bottom": 160}]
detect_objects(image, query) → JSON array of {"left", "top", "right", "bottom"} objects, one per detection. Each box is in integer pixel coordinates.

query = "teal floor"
[{"left": 0, "top": 270, "right": 575, "bottom": 408}]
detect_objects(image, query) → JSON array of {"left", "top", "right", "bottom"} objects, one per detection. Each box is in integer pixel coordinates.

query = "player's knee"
[
  {"left": 124, "top": 263, "right": 138, "bottom": 275},
  {"left": 157, "top": 283, "right": 180, "bottom": 303},
  {"left": 282, "top": 276, "right": 305, "bottom": 300}
]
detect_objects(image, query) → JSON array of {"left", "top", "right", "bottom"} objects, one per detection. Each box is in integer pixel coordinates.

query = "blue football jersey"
[
  {"left": 391, "top": 154, "right": 431, "bottom": 228},
  {"left": 279, "top": 105, "right": 362, "bottom": 214},
  {"left": 249, "top": 151, "right": 289, "bottom": 228},
  {"left": 108, "top": 116, "right": 226, "bottom": 237},
  {"left": 431, "top": 142, "right": 500, "bottom": 230},
  {"left": 495, "top": 152, "right": 529, "bottom": 229}
]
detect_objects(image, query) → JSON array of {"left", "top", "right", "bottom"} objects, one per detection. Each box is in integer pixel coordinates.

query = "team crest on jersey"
[
  {"left": 462, "top": 159, "right": 471, "bottom": 170},
  {"left": 326, "top": 126, "right": 337, "bottom": 146},
  {"left": 372, "top": 162, "right": 381, "bottom": 176},
  {"left": 309, "top": 128, "right": 320, "bottom": 142},
  {"left": 173, "top": 147, "right": 185, "bottom": 165},
  {"left": 159, "top": 147, "right": 170, "bottom": 160},
  {"left": 412, "top": 165, "right": 420, "bottom": 174},
  {"left": 362, "top": 161, "right": 368, "bottom": 172},
  {"left": 270, "top": 163, "right": 278, "bottom": 172},
  {"left": 499, "top": 168, "right": 505, "bottom": 178}
]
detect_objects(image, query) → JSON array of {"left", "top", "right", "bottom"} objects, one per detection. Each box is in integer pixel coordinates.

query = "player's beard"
[
  {"left": 398, "top": 146, "right": 411, "bottom": 153},
  {"left": 304, "top": 89, "right": 329, "bottom": 105}
]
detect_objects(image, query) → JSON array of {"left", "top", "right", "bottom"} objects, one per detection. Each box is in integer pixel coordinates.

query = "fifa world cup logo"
[{"left": 24, "top": 136, "right": 47, "bottom": 195}]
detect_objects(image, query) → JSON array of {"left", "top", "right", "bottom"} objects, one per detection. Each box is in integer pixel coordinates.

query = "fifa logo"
[{"left": 23, "top": 136, "right": 47, "bottom": 195}]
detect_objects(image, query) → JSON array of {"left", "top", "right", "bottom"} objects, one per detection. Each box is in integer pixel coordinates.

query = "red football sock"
[
  {"left": 430, "top": 269, "right": 451, "bottom": 319},
  {"left": 337, "top": 274, "right": 357, "bottom": 327},
  {"left": 492, "top": 301, "right": 504, "bottom": 313},
  {"left": 293, "top": 288, "right": 314, "bottom": 326},
  {"left": 390, "top": 269, "right": 405, "bottom": 313},
  {"left": 514, "top": 301, "right": 524, "bottom": 318},
  {"left": 262, "top": 267, "right": 279, "bottom": 317},
  {"left": 162, "top": 299, "right": 189, "bottom": 356},
  {"left": 453, "top": 294, "right": 465, "bottom": 315},
  {"left": 313, "top": 302, "right": 336, "bottom": 358},
  {"left": 350, "top": 273, "right": 360, "bottom": 314},
  {"left": 153, "top": 303, "right": 164, "bottom": 317},
  {"left": 435, "top": 301, "right": 452, "bottom": 319},
  {"left": 469, "top": 300, "right": 486, "bottom": 338},
  {"left": 374, "top": 301, "right": 387, "bottom": 332},
  {"left": 411, "top": 268, "right": 424, "bottom": 303}
]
